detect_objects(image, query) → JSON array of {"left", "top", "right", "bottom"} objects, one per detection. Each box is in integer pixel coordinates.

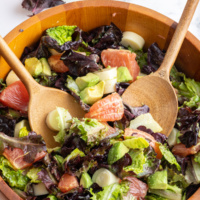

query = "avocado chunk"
[
  {"left": 117, "top": 66, "right": 132, "bottom": 82},
  {"left": 148, "top": 170, "right": 168, "bottom": 190},
  {"left": 24, "top": 57, "right": 43, "bottom": 76},
  {"left": 76, "top": 73, "right": 100, "bottom": 91},
  {"left": 39, "top": 58, "right": 52, "bottom": 76},
  {"left": 108, "top": 142, "right": 129, "bottom": 165},
  {"left": 123, "top": 137, "right": 149, "bottom": 149},
  {"left": 80, "top": 81, "right": 105, "bottom": 105},
  {"left": 80, "top": 172, "right": 93, "bottom": 188}
]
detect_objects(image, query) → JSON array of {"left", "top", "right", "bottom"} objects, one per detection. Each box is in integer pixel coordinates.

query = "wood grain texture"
[{"left": 0, "top": 0, "right": 200, "bottom": 199}]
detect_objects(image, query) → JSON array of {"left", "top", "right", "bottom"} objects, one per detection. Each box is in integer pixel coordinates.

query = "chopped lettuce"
[
  {"left": 159, "top": 144, "right": 181, "bottom": 171},
  {"left": 46, "top": 25, "right": 77, "bottom": 45},
  {"left": 0, "top": 156, "right": 29, "bottom": 190},
  {"left": 194, "top": 151, "right": 200, "bottom": 164},
  {"left": 124, "top": 149, "right": 146, "bottom": 174},
  {"left": 90, "top": 182, "right": 129, "bottom": 200},
  {"left": 63, "top": 148, "right": 85, "bottom": 164},
  {"left": 26, "top": 168, "right": 42, "bottom": 183},
  {"left": 123, "top": 137, "right": 149, "bottom": 149},
  {"left": 70, "top": 118, "right": 106, "bottom": 144},
  {"left": 145, "top": 194, "right": 168, "bottom": 200},
  {"left": 171, "top": 70, "right": 200, "bottom": 109}
]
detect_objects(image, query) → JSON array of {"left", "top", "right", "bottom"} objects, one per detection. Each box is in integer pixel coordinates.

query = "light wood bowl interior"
[{"left": 0, "top": 0, "right": 200, "bottom": 199}]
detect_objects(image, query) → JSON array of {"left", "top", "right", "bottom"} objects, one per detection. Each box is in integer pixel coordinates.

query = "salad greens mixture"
[{"left": 0, "top": 23, "right": 200, "bottom": 200}]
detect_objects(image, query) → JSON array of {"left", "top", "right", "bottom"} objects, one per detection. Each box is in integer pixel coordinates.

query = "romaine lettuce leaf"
[
  {"left": 90, "top": 182, "right": 129, "bottom": 200},
  {"left": 26, "top": 167, "right": 42, "bottom": 183},
  {"left": 123, "top": 149, "right": 146, "bottom": 174},
  {"left": 0, "top": 156, "right": 29, "bottom": 190},
  {"left": 159, "top": 144, "right": 181, "bottom": 171},
  {"left": 46, "top": 25, "right": 77, "bottom": 45},
  {"left": 171, "top": 71, "right": 200, "bottom": 109}
]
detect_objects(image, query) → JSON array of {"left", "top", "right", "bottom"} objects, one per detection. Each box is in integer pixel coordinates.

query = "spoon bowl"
[{"left": 123, "top": 0, "right": 199, "bottom": 136}]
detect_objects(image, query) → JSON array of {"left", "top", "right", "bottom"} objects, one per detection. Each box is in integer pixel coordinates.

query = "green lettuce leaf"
[
  {"left": 159, "top": 144, "right": 181, "bottom": 171},
  {"left": 26, "top": 167, "right": 42, "bottom": 183},
  {"left": 46, "top": 25, "right": 77, "bottom": 45},
  {"left": 194, "top": 151, "right": 200, "bottom": 164},
  {"left": 70, "top": 118, "right": 106, "bottom": 144},
  {"left": 90, "top": 181, "right": 129, "bottom": 200},
  {"left": 0, "top": 156, "right": 29, "bottom": 190},
  {"left": 171, "top": 70, "right": 200, "bottom": 109},
  {"left": 123, "top": 149, "right": 146, "bottom": 174},
  {"left": 145, "top": 194, "right": 168, "bottom": 200},
  {"left": 63, "top": 148, "right": 85, "bottom": 164}
]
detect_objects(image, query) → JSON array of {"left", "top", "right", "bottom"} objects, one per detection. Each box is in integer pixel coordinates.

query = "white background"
[{"left": 0, "top": 0, "right": 200, "bottom": 40}]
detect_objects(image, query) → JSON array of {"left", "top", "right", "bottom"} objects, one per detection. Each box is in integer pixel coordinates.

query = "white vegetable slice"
[
  {"left": 167, "top": 128, "right": 179, "bottom": 147},
  {"left": 14, "top": 119, "right": 30, "bottom": 137},
  {"left": 121, "top": 31, "right": 145, "bottom": 51},
  {"left": 6, "top": 70, "right": 20, "bottom": 86},
  {"left": 46, "top": 107, "right": 72, "bottom": 131},
  {"left": 92, "top": 168, "right": 120, "bottom": 187},
  {"left": 129, "top": 113, "right": 163, "bottom": 133},
  {"left": 94, "top": 67, "right": 117, "bottom": 81},
  {"left": 33, "top": 183, "right": 49, "bottom": 196},
  {"left": 103, "top": 78, "right": 117, "bottom": 94}
]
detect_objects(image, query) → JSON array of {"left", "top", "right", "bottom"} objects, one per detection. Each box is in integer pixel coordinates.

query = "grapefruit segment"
[
  {"left": 101, "top": 49, "right": 140, "bottom": 82},
  {"left": 85, "top": 93, "right": 124, "bottom": 122}
]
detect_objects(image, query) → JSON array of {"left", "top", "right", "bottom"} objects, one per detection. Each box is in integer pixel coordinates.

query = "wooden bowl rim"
[{"left": 1, "top": 0, "right": 200, "bottom": 199}]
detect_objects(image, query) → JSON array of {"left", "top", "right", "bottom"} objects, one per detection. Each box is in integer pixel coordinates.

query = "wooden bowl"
[{"left": 0, "top": 0, "right": 200, "bottom": 199}]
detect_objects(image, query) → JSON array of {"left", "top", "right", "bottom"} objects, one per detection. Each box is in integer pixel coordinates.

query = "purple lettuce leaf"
[
  {"left": 137, "top": 126, "right": 167, "bottom": 144},
  {"left": 57, "top": 187, "right": 91, "bottom": 200},
  {"left": 141, "top": 43, "right": 165, "bottom": 75},
  {"left": 61, "top": 133, "right": 87, "bottom": 158},
  {"left": 186, "top": 184, "right": 200, "bottom": 199},
  {"left": 61, "top": 49, "right": 102, "bottom": 76},
  {"left": 116, "top": 82, "right": 130, "bottom": 96},
  {"left": 21, "top": 0, "right": 65, "bottom": 15},
  {"left": 0, "top": 115, "right": 16, "bottom": 137},
  {"left": 69, "top": 91, "right": 90, "bottom": 112},
  {"left": 82, "top": 23, "right": 122, "bottom": 51},
  {"left": 37, "top": 168, "right": 57, "bottom": 192},
  {"left": 0, "top": 132, "right": 46, "bottom": 163},
  {"left": 176, "top": 107, "right": 200, "bottom": 148},
  {"left": 123, "top": 103, "right": 149, "bottom": 121}
]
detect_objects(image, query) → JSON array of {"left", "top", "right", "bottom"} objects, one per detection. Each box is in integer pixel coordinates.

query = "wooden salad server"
[
  {"left": 122, "top": 0, "right": 199, "bottom": 137},
  {"left": 0, "top": 36, "right": 85, "bottom": 148}
]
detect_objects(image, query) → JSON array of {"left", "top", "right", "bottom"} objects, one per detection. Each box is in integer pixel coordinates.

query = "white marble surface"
[{"left": 0, "top": 0, "right": 200, "bottom": 40}]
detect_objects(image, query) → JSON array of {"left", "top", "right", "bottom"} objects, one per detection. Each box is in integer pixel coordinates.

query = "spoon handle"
[
  {"left": 0, "top": 35, "right": 39, "bottom": 94},
  {"left": 155, "top": 0, "right": 199, "bottom": 80}
]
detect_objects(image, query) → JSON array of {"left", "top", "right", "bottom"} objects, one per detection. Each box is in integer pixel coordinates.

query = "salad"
[{"left": 0, "top": 23, "right": 200, "bottom": 200}]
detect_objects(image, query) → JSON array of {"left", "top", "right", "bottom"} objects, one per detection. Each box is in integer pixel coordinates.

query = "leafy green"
[
  {"left": 70, "top": 118, "right": 106, "bottom": 144},
  {"left": 147, "top": 170, "right": 168, "bottom": 190},
  {"left": 46, "top": 195, "right": 58, "bottom": 200},
  {"left": 66, "top": 75, "right": 80, "bottom": 95},
  {"left": 46, "top": 25, "right": 77, "bottom": 45},
  {"left": 90, "top": 182, "right": 129, "bottom": 200},
  {"left": 26, "top": 168, "right": 42, "bottom": 183},
  {"left": 135, "top": 49, "right": 148, "bottom": 69},
  {"left": 145, "top": 194, "right": 168, "bottom": 200},
  {"left": 171, "top": 70, "right": 200, "bottom": 109},
  {"left": 63, "top": 148, "right": 85, "bottom": 164},
  {"left": 159, "top": 144, "right": 181, "bottom": 171},
  {"left": 0, "top": 156, "right": 29, "bottom": 190},
  {"left": 124, "top": 149, "right": 146, "bottom": 174},
  {"left": 194, "top": 151, "right": 200, "bottom": 164},
  {"left": 0, "top": 78, "right": 6, "bottom": 92}
]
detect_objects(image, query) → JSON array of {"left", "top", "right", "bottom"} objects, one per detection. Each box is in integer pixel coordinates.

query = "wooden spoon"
[
  {"left": 122, "top": 0, "right": 199, "bottom": 137},
  {"left": 0, "top": 36, "right": 85, "bottom": 148}
]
